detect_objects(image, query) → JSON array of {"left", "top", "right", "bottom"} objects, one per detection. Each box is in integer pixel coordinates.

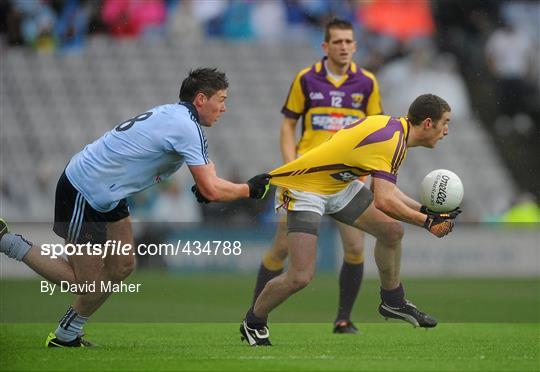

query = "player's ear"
[
  {"left": 322, "top": 41, "right": 329, "bottom": 54},
  {"left": 422, "top": 118, "right": 433, "bottom": 130},
  {"left": 194, "top": 92, "right": 207, "bottom": 107}
]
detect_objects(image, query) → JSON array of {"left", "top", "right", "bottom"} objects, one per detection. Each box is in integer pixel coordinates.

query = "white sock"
[
  {"left": 0, "top": 233, "right": 32, "bottom": 261},
  {"left": 55, "top": 306, "right": 89, "bottom": 342}
]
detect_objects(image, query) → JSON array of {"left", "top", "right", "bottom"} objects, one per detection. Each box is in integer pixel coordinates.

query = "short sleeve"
[
  {"left": 168, "top": 122, "right": 209, "bottom": 166},
  {"left": 281, "top": 68, "right": 309, "bottom": 119},
  {"left": 363, "top": 70, "right": 383, "bottom": 116},
  {"left": 371, "top": 135, "right": 406, "bottom": 184},
  {"left": 371, "top": 170, "right": 397, "bottom": 184},
  {"left": 363, "top": 153, "right": 397, "bottom": 184}
]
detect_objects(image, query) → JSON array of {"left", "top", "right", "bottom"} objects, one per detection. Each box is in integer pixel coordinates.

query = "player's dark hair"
[
  {"left": 179, "top": 67, "right": 229, "bottom": 102},
  {"left": 324, "top": 18, "right": 354, "bottom": 42},
  {"left": 407, "top": 94, "right": 451, "bottom": 126}
]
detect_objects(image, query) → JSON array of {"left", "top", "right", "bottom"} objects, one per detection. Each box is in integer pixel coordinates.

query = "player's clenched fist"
[
  {"left": 422, "top": 208, "right": 461, "bottom": 238},
  {"left": 247, "top": 173, "right": 271, "bottom": 199},
  {"left": 191, "top": 185, "right": 210, "bottom": 204}
]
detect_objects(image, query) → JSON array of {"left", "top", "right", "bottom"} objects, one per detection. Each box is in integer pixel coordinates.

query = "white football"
[{"left": 420, "top": 169, "right": 464, "bottom": 212}]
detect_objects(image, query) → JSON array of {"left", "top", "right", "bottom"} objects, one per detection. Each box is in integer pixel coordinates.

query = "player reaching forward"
[
  {"left": 240, "top": 94, "right": 461, "bottom": 346},
  {"left": 251, "top": 18, "right": 383, "bottom": 334},
  {"left": 0, "top": 68, "right": 270, "bottom": 347}
]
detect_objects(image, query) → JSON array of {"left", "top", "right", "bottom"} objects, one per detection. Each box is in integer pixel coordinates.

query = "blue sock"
[
  {"left": 0, "top": 233, "right": 33, "bottom": 261},
  {"left": 55, "top": 306, "right": 89, "bottom": 342}
]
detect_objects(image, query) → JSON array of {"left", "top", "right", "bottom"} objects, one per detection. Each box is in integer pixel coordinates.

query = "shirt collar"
[
  {"left": 179, "top": 101, "right": 200, "bottom": 124},
  {"left": 317, "top": 56, "right": 357, "bottom": 77},
  {"left": 404, "top": 116, "right": 412, "bottom": 143}
]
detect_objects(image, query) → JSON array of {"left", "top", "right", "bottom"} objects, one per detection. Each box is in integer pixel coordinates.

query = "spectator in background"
[
  {"left": 168, "top": 0, "right": 204, "bottom": 42},
  {"left": 220, "top": 0, "right": 254, "bottom": 40},
  {"left": 187, "top": 0, "right": 255, "bottom": 40},
  {"left": 500, "top": 0, "right": 540, "bottom": 45},
  {"left": 190, "top": 0, "right": 228, "bottom": 37},
  {"left": 485, "top": 21, "right": 535, "bottom": 121},
  {"left": 54, "top": 0, "right": 91, "bottom": 52},
  {"left": 251, "top": 0, "right": 287, "bottom": 43},
  {"left": 101, "top": 0, "right": 166, "bottom": 39},
  {"left": 12, "top": 0, "right": 57, "bottom": 51},
  {"left": 2, "top": 0, "right": 24, "bottom": 46},
  {"left": 282, "top": 0, "right": 358, "bottom": 45}
]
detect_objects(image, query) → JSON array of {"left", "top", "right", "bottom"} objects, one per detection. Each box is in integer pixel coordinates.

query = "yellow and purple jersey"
[
  {"left": 269, "top": 115, "right": 409, "bottom": 195},
  {"left": 282, "top": 57, "right": 383, "bottom": 155}
]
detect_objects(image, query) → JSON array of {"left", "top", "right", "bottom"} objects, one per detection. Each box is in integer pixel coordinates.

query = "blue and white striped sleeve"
[{"left": 170, "top": 122, "right": 209, "bottom": 165}]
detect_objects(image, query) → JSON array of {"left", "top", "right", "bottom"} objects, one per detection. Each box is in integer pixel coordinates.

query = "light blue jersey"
[{"left": 66, "top": 102, "right": 209, "bottom": 212}]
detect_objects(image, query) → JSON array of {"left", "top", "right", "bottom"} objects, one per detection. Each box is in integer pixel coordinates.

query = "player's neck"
[
  {"left": 325, "top": 59, "right": 349, "bottom": 77},
  {"left": 407, "top": 125, "right": 423, "bottom": 147}
]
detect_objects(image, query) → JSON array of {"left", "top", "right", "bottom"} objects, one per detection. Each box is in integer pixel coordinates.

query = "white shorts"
[{"left": 275, "top": 180, "right": 365, "bottom": 216}]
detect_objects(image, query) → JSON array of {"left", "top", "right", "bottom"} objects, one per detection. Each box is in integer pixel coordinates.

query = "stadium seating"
[{"left": 2, "top": 37, "right": 516, "bottom": 220}]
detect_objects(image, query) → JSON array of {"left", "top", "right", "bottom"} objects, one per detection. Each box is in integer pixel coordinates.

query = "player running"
[
  {"left": 240, "top": 94, "right": 462, "bottom": 346},
  {"left": 251, "top": 18, "right": 383, "bottom": 334},
  {"left": 0, "top": 67, "right": 270, "bottom": 347}
]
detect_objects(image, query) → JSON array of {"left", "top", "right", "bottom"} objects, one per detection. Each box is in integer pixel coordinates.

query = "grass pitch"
[
  {"left": 1, "top": 323, "right": 538, "bottom": 371},
  {"left": 1, "top": 273, "right": 539, "bottom": 371}
]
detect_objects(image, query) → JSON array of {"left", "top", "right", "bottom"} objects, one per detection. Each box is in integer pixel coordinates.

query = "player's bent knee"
[
  {"left": 288, "top": 274, "right": 313, "bottom": 292},
  {"left": 343, "top": 240, "right": 364, "bottom": 255},
  {"left": 286, "top": 267, "right": 315, "bottom": 292},
  {"left": 344, "top": 250, "right": 364, "bottom": 264},
  {"left": 379, "top": 222, "right": 404, "bottom": 245},
  {"left": 108, "top": 256, "right": 136, "bottom": 281},
  {"left": 110, "top": 264, "right": 134, "bottom": 282}
]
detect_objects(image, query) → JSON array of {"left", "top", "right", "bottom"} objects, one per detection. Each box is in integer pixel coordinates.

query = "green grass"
[
  {"left": 1, "top": 323, "right": 538, "bottom": 371},
  {"left": 1, "top": 273, "right": 539, "bottom": 371},
  {"left": 1, "top": 273, "right": 538, "bottom": 323}
]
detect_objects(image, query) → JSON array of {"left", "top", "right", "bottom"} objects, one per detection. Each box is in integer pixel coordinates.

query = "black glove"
[
  {"left": 421, "top": 206, "right": 462, "bottom": 238},
  {"left": 191, "top": 185, "right": 210, "bottom": 204},
  {"left": 247, "top": 173, "right": 271, "bottom": 199},
  {"left": 420, "top": 206, "right": 462, "bottom": 219}
]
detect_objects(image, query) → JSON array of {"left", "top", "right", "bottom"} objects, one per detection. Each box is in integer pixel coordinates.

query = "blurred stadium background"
[{"left": 1, "top": 0, "right": 539, "bottom": 322}]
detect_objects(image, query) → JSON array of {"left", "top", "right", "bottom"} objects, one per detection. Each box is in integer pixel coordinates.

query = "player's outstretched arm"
[
  {"left": 372, "top": 178, "right": 426, "bottom": 226},
  {"left": 189, "top": 162, "right": 248, "bottom": 202},
  {"left": 372, "top": 178, "right": 457, "bottom": 238},
  {"left": 189, "top": 163, "right": 270, "bottom": 202},
  {"left": 394, "top": 187, "right": 422, "bottom": 211}
]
